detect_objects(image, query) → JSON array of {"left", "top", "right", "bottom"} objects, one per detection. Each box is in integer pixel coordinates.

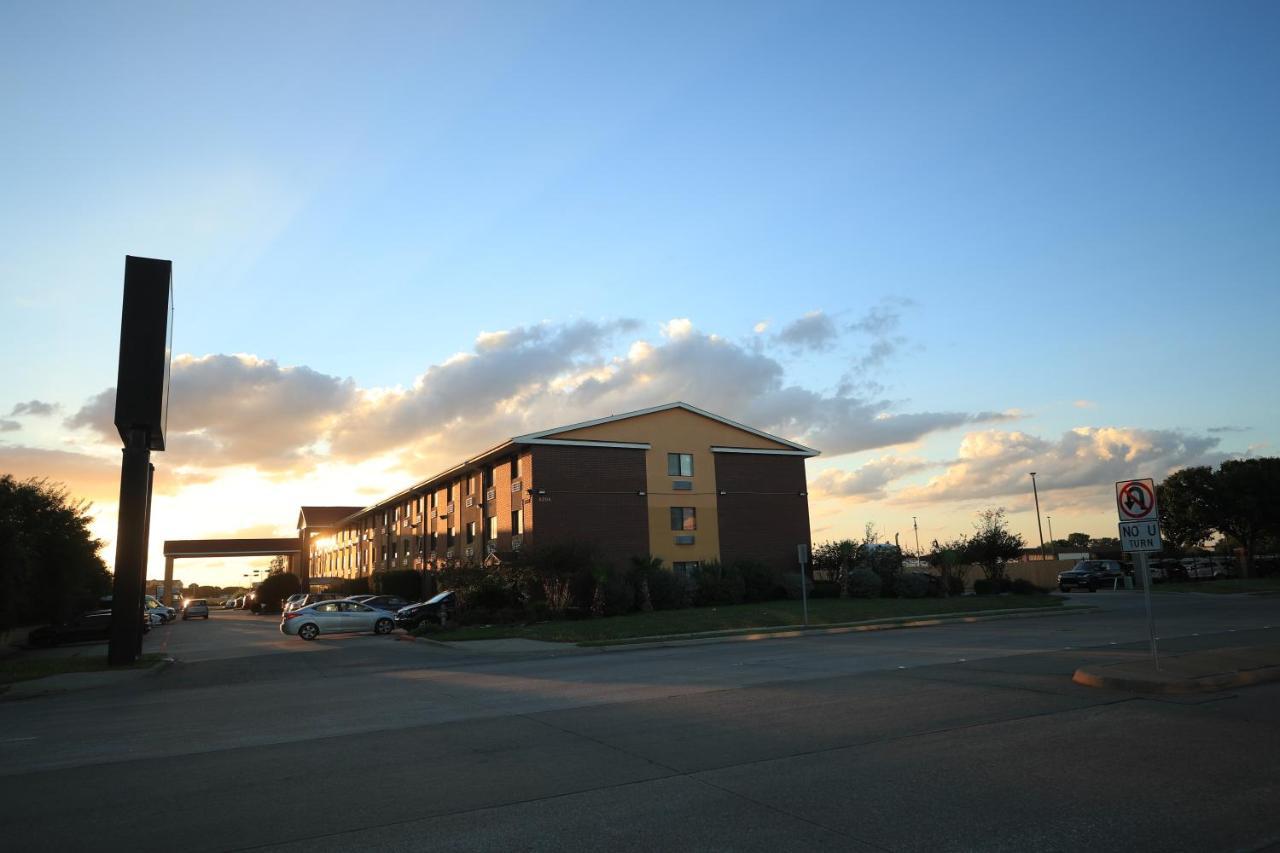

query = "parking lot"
[{"left": 3, "top": 592, "right": 1280, "bottom": 851}]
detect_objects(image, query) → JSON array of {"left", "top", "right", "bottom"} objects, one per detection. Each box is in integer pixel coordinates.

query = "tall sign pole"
[
  {"left": 108, "top": 257, "right": 173, "bottom": 666},
  {"left": 797, "top": 543, "right": 809, "bottom": 627},
  {"left": 1116, "top": 478, "right": 1162, "bottom": 671}
]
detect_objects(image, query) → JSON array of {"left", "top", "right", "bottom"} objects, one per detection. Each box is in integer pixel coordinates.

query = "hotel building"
[{"left": 299, "top": 402, "right": 818, "bottom": 586}]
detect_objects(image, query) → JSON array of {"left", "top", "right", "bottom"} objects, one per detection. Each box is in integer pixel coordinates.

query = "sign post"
[
  {"left": 797, "top": 543, "right": 809, "bottom": 627},
  {"left": 1115, "top": 478, "right": 1161, "bottom": 671}
]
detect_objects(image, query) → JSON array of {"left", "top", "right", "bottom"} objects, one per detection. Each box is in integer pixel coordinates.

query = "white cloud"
[
  {"left": 811, "top": 456, "right": 936, "bottom": 502},
  {"left": 897, "top": 426, "right": 1224, "bottom": 504}
]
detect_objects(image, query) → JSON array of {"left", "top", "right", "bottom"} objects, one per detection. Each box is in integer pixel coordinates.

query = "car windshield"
[{"left": 425, "top": 591, "right": 454, "bottom": 604}]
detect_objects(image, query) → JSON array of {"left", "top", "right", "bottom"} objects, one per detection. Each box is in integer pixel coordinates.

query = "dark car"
[
  {"left": 356, "top": 595, "right": 412, "bottom": 612},
  {"left": 394, "top": 591, "right": 457, "bottom": 631},
  {"left": 1057, "top": 560, "right": 1126, "bottom": 592},
  {"left": 28, "top": 610, "right": 115, "bottom": 647}
]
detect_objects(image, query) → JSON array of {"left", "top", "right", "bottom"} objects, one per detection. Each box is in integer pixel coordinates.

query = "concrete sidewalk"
[
  {"left": 1073, "top": 643, "right": 1280, "bottom": 694},
  {"left": 1, "top": 657, "right": 173, "bottom": 700}
]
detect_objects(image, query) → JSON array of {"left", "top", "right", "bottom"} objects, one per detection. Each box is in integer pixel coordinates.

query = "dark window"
[
  {"left": 483, "top": 468, "right": 494, "bottom": 488},
  {"left": 667, "top": 453, "right": 694, "bottom": 477},
  {"left": 447, "top": 528, "right": 455, "bottom": 547},
  {"left": 669, "top": 507, "right": 696, "bottom": 531},
  {"left": 512, "top": 508, "right": 524, "bottom": 535},
  {"left": 511, "top": 455, "right": 522, "bottom": 478},
  {"left": 466, "top": 522, "right": 476, "bottom": 544},
  {"left": 487, "top": 516, "right": 497, "bottom": 541}
]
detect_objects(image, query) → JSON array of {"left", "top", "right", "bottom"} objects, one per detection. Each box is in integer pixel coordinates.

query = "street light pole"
[{"left": 1029, "top": 472, "right": 1047, "bottom": 561}]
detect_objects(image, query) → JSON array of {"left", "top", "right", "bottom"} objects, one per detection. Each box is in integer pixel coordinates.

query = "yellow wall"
[{"left": 548, "top": 408, "right": 796, "bottom": 567}]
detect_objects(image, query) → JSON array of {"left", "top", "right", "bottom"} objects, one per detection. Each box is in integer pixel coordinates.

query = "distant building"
[{"left": 299, "top": 402, "right": 818, "bottom": 586}]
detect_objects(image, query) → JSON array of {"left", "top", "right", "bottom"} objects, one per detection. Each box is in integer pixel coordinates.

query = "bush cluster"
[{"left": 398, "top": 545, "right": 792, "bottom": 628}]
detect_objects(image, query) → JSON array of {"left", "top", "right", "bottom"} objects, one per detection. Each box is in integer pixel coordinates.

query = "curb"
[
  {"left": 582, "top": 605, "right": 1089, "bottom": 649},
  {"left": 0, "top": 655, "right": 175, "bottom": 700},
  {"left": 1072, "top": 663, "right": 1280, "bottom": 695}
]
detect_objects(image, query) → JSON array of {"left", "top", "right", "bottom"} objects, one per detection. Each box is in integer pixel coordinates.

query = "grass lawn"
[
  {"left": 431, "top": 595, "right": 1067, "bottom": 644},
  {"left": 0, "top": 652, "right": 166, "bottom": 684},
  {"left": 1155, "top": 577, "right": 1280, "bottom": 595}
]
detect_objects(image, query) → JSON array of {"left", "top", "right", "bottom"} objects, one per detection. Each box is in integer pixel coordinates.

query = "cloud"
[
  {"left": 811, "top": 456, "right": 936, "bottom": 502},
  {"left": 846, "top": 301, "right": 911, "bottom": 372},
  {"left": 62, "top": 317, "right": 1013, "bottom": 478},
  {"left": 753, "top": 321, "right": 769, "bottom": 334},
  {"left": 67, "top": 354, "right": 360, "bottom": 471},
  {"left": 897, "top": 426, "right": 1225, "bottom": 504},
  {"left": 0, "top": 419, "right": 19, "bottom": 432},
  {"left": 775, "top": 310, "right": 839, "bottom": 352},
  {"left": 1207, "top": 425, "right": 1250, "bottom": 433},
  {"left": 9, "top": 400, "right": 57, "bottom": 416},
  {"left": 0, "top": 445, "right": 122, "bottom": 505},
  {"left": 1073, "top": 400, "right": 1097, "bottom": 409}
]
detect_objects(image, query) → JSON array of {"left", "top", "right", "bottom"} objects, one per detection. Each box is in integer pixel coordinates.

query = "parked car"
[
  {"left": 182, "top": 598, "right": 210, "bottom": 620},
  {"left": 145, "top": 595, "right": 176, "bottom": 623},
  {"left": 354, "top": 595, "right": 412, "bottom": 612},
  {"left": 28, "top": 610, "right": 114, "bottom": 647},
  {"left": 1057, "top": 560, "right": 1126, "bottom": 592},
  {"left": 282, "top": 594, "right": 309, "bottom": 613},
  {"left": 279, "top": 600, "right": 396, "bottom": 641},
  {"left": 394, "top": 591, "right": 458, "bottom": 631}
]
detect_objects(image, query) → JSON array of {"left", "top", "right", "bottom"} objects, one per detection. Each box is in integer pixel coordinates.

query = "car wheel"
[
  {"left": 1059, "top": 585, "right": 1070, "bottom": 593},
  {"left": 374, "top": 618, "right": 394, "bottom": 635},
  {"left": 1088, "top": 584, "right": 1097, "bottom": 593},
  {"left": 298, "top": 623, "right": 320, "bottom": 641}
]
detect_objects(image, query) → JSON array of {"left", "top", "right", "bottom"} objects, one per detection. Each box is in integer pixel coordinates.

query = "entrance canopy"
[{"left": 164, "top": 538, "right": 301, "bottom": 559}]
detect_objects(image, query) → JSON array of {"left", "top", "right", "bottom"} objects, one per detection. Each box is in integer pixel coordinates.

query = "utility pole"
[{"left": 1029, "top": 472, "right": 1047, "bottom": 561}]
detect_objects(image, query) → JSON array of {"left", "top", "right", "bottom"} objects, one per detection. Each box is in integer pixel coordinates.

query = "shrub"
[
  {"left": 694, "top": 561, "right": 746, "bottom": 606},
  {"left": 735, "top": 559, "right": 785, "bottom": 602},
  {"left": 645, "top": 569, "right": 693, "bottom": 610},
  {"left": 860, "top": 546, "right": 903, "bottom": 597},
  {"left": 972, "top": 578, "right": 997, "bottom": 595},
  {"left": 894, "top": 573, "right": 933, "bottom": 598},
  {"left": 374, "top": 569, "right": 425, "bottom": 601},
  {"left": 945, "top": 576, "right": 966, "bottom": 597},
  {"left": 252, "top": 571, "right": 301, "bottom": 613},
  {"left": 336, "top": 576, "right": 370, "bottom": 596},
  {"left": 780, "top": 571, "right": 814, "bottom": 600},
  {"left": 1008, "top": 578, "right": 1047, "bottom": 595},
  {"left": 810, "top": 581, "right": 841, "bottom": 599},
  {"left": 847, "top": 567, "right": 882, "bottom": 598}
]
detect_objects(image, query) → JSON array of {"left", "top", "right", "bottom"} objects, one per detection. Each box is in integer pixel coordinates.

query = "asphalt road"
[{"left": 2, "top": 592, "right": 1279, "bottom": 852}]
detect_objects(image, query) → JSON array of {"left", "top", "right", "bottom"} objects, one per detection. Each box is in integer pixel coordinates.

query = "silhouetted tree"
[
  {"left": 0, "top": 475, "right": 111, "bottom": 629},
  {"left": 964, "top": 508, "right": 1025, "bottom": 582}
]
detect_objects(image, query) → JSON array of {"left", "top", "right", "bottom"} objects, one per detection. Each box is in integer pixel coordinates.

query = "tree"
[
  {"left": 267, "top": 555, "right": 287, "bottom": 575},
  {"left": 926, "top": 536, "right": 969, "bottom": 596},
  {"left": 1209, "top": 459, "right": 1280, "bottom": 577},
  {"left": 1158, "top": 459, "right": 1280, "bottom": 577},
  {"left": 812, "top": 539, "right": 858, "bottom": 597},
  {"left": 964, "top": 508, "right": 1025, "bottom": 582},
  {"left": 1157, "top": 466, "right": 1215, "bottom": 550},
  {"left": 0, "top": 475, "right": 111, "bottom": 629},
  {"left": 252, "top": 571, "right": 301, "bottom": 613},
  {"left": 1066, "top": 532, "right": 1091, "bottom": 551}
]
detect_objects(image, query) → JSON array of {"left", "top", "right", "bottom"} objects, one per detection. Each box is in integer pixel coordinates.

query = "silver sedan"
[{"left": 280, "top": 600, "right": 396, "bottom": 641}]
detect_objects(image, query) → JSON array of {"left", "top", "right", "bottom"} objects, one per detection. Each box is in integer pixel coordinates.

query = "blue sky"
[{"left": 2, "top": 1, "right": 1277, "bottom": 584}]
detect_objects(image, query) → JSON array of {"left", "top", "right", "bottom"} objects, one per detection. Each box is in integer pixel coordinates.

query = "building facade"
[{"left": 300, "top": 402, "right": 818, "bottom": 584}]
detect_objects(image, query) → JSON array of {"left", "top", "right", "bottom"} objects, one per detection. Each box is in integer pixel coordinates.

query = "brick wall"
[
  {"left": 529, "top": 444, "right": 649, "bottom": 569},
  {"left": 713, "top": 453, "right": 811, "bottom": 575}
]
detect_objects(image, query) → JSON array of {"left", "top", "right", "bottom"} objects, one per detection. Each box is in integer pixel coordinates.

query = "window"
[
  {"left": 430, "top": 532, "right": 438, "bottom": 550},
  {"left": 484, "top": 467, "right": 494, "bottom": 489},
  {"left": 673, "top": 561, "right": 701, "bottom": 578},
  {"left": 667, "top": 453, "right": 694, "bottom": 477},
  {"left": 487, "top": 515, "right": 497, "bottom": 541},
  {"left": 670, "top": 507, "right": 696, "bottom": 531},
  {"left": 512, "top": 508, "right": 524, "bottom": 535},
  {"left": 447, "top": 527, "right": 455, "bottom": 547},
  {"left": 466, "top": 521, "right": 476, "bottom": 544},
  {"left": 467, "top": 476, "right": 475, "bottom": 495},
  {"left": 511, "top": 455, "right": 521, "bottom": 478}
]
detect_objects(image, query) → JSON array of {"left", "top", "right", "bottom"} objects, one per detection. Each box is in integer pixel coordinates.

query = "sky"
[{"left": 2, "top": 1, "right": 1277, "bottom": 588}]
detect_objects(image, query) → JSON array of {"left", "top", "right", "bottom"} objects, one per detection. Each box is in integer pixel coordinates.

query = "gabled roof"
[
  {"left": 512, "top": 401, "right": 820, "bottom": 456},
  {"left": 298, "top": 506, "right": 365, "bottom": 529},
  {"left": 330, "top": 401, "right": 819, "bottom": 526}
]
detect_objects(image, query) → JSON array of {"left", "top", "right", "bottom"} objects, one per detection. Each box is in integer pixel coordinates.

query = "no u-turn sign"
[{"left": 1115, "top": 479, "right": 1158, "bottom": 522}]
